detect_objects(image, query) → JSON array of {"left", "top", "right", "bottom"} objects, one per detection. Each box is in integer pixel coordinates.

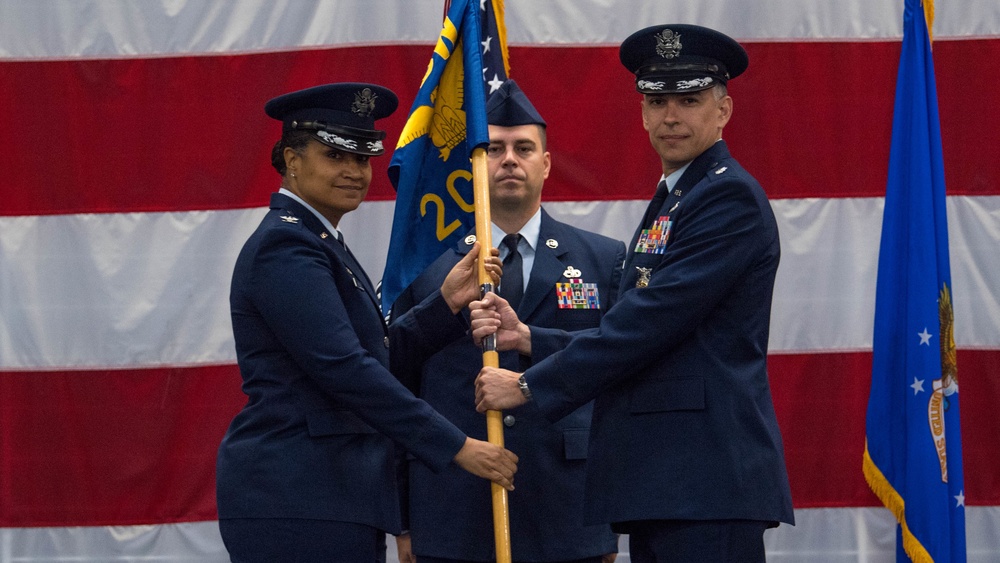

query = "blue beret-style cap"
[
  {"left": 619, "top": 24, "right": 748, "bottom": 95},
  {"left": 264, "top": 82, "right": 399, "bottom": 156},
  {"left": 486, "top": 79, "right": 546, "bottom": 128}
]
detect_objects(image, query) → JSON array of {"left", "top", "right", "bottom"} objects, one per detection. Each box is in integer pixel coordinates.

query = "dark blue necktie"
[
  {"left": 639, "top": 179, "right": 670, "bottom": 230},
  {"left": 499, "top": 233, "right": 523, "bottom": 312},
  {"left": 627, "top": 180, "right": 670, "bottom": 262}
]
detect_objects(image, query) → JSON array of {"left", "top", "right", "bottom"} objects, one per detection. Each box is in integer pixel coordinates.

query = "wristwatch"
[{"left": 517, "top": 374, "right": 533, "bottom": 401}]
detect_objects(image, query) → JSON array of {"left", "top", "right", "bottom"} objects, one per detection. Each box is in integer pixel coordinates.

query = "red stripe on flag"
[
  {"left": 0, "top": 47, "right": 430, "bottom": 216},
  {"left": 2, "top": 352, "right": 997, "bottom": 527},
  {"left": 0, "top": 365, "right": 244, "bottom": 527},
  {"left": 770, "top": 350, "right": 1000, "bottom": 508},
  {"left": 3, "top": 40, "right": 998, "bottom": 216}
]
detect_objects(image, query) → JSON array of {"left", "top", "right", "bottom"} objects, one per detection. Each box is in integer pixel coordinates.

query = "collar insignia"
[
  {"left": 546, "top": 239, "right": 559, "bottom": 249},
  {"left": 464, "top": 234, "right": 477, "bottom": 245}
]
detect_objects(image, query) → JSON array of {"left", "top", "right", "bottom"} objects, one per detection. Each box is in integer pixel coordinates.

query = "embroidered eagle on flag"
[{"left": 928, "top": 283, "right": 959, "bottom": 482}]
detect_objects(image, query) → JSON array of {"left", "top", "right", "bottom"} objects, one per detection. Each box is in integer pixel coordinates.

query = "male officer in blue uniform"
[
  {"left": 390, "top": 80, "right": 624, "bottom": 563},
  {"left": 473, "top": 26, "right": 795, "bottom": 562}
]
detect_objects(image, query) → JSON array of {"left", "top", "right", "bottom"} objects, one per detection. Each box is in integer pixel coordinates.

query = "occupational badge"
[
  {"left": 634, "top": 215, "right": 672, "bottom": 254},
  {"left": 280, "top": 214, "right": 299, "bottom": 224},
  {"left": 562, "top": 266, "right": 582, "bottom": 279},
  {"left": 635, "top": 267, "right": 652, "bottom": 288},
  {"left": 555, "top": 278, "right": 600, "bottom": 309}
]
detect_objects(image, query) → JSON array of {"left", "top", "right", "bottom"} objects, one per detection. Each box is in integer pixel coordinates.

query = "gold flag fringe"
[{"left": 863, "top": 441, "right": 935, "bottom": 562}]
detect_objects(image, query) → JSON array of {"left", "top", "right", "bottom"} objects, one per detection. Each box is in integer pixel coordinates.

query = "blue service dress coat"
[
  {"left": 217, "top": 193, "right": 467, "bottom": 535},
  {"left": 389, "top": 209, "right": 625, "bottom": 561},
  {"left": 522, "top": 142, "right": 795, "bottom": 530}
]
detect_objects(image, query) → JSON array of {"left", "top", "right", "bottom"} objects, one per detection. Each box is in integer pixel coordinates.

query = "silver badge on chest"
[{"left": 635, "top": 267, "right": 652, "bottom": 288}]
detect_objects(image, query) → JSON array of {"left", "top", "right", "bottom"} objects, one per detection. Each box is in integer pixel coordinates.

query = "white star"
[
  {"left": 910, "top": 377, "right": 925, "bottom": 395},
  {"left": 918, "top": 327, "right": 933, "bottom": 345},
  {"left": 482, "top": 67, "right": 488, "bottom": 80},
  {"left": 955, "top": 490, "right": 965, "bottom": 507},
  {"left": 482, "top": 35, "right": 492, "bottom": 54},
  {"left": 480, "top": 0, "right": 486, "bottom": 10},
  {"left": 487, "top": 74, "right": 504, "bottom": 93}
]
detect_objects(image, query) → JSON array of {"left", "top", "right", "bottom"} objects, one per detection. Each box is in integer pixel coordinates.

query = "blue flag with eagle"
[
  {"left": 381, "top": 0, "right": 509, "bottom": 315},
  {"left": 863, "top": 0, "right": 966, "bottom": 561}
]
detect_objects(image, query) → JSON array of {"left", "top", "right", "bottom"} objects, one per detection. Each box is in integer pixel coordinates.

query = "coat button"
[
  {"left": 503, "top": 415, "right": 516, "bottom": 427},
  {"left": 384, "top": 336, "right": 390, "bottom": 348}
]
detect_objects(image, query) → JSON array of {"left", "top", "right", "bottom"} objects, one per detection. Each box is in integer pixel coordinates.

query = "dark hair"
[{"left": 270, "top": 129, "right": 313, "bottom": 176}]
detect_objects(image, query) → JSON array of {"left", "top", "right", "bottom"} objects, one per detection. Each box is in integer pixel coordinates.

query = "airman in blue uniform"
[{"left": 390, "top": 80, "right": 624, "bottom": 563}]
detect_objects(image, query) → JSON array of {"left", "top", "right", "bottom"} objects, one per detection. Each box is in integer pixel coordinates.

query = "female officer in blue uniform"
[{"left": 216, "top": 83, "right": 517, "bottom": 562}]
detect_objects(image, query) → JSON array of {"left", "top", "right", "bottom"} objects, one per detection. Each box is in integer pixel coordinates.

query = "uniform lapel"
[
  {"left": 518, "top": 211, "right": 567, "bottom": 320},
  {"left": 271, "top": 193, "right": 384, "bottom": 319},
  {"left": 324, "top": 236, "right": 384, "bottom": 319},
  {"left": 621, "top": 141, "right": 732, "bottom": 290}
]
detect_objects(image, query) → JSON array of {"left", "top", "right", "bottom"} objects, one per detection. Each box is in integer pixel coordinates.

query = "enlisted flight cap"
[
  {"left": 486, "top": 79, "right": 546, "bottom": 127},
  {"left": 619, "top": 24, "right": 748, "bottom": 95},
  {"left": 264, "top": 82, "right": 398, "bottom": 156}
]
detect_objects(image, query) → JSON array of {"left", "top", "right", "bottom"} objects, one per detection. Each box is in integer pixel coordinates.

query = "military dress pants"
[
  {"left": 220, "top": 517, "right": 387, "bottom": 562},
  {"left": 626, "top": 519, "right": 768, "bottom": 563}
]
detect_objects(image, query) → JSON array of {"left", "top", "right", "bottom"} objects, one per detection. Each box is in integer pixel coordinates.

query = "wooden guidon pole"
[{"left": 470, "top": 146, "right": 512, "bottom": 563}]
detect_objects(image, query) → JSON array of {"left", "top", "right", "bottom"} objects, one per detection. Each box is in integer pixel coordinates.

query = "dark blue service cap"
[
  {"left": 619, "top": 24, "right": 748, "bottom": 95},
  {"left": 264, "top": 82, "right": 399, "bottom": 156},
  {"left": 486, "top": 79, "right": 546, "bottom": 128}
]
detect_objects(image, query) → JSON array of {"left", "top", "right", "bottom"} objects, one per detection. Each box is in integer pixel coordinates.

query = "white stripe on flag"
[
  {"left": 3, "top": 196, "right": 998, "bottom": 369},
  {"left": 2, "top": 507, "right": 999, "bottom": 562},
  {"left": 4, "top": 1, "right": 999, "bottom": 61}
]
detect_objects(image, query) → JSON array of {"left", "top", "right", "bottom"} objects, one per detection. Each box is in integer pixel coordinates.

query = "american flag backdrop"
[{"left": 1, "top": 1, "right": 998, "bottom": 561}]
